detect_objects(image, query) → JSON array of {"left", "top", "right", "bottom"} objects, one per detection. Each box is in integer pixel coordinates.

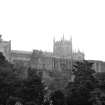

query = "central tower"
[{"left": 53, "top": 35, "right": 72, "bottom": 58}]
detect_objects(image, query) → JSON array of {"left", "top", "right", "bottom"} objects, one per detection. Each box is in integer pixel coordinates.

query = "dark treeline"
[
  {"left": 0, "top": 52, "right": 45, "bottom": 105},
  {"left": 0, "top": 52, "right": 105, "bottom": 105}
]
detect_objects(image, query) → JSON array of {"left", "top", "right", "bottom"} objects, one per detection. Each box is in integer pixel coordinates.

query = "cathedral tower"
[{"left": 53, "top": 35, "right": 72, "bottom": 58}]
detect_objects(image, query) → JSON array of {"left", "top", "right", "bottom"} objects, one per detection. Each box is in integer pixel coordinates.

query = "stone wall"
[
  {"left": 11, "top": 50, "right": 32, "bottom": 62},
  {"left": 88, "top": 60, "right": 105, "bottom": 72},
  {"left": 0, "top": 36, "right": 11, "bottom": 61}
]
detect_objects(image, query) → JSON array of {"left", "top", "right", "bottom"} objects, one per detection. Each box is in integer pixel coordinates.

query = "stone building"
[
  {"left": 0, "top": 35, "right": 11, "bottom": 61},
  {"left": 53, "top": 36, "right": 72, "bottom": 58},
  {"left": 53, "top": 36, "right": 84, "bottom": 60},
  {"left": 10, "top": 36, "right": 84, "bottom": 71},
  {"left": 11, "top": 50, "right": 32, "bottom": 67},
  {"left": 29, "top": 50, "right": 73, "bottom": 71},
  {"left": 0, "top": 35, "right": 85, "bottom": 71},
  {"left": 89, "top": 60, "right": 105, "bottom": 72},
  {"left": 0, "top": 35, "right": 105, "bottom": 73}
]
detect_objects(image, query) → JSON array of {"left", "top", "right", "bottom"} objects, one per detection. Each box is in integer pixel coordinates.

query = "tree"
[
  {"left": 47, "top": 70, "right": 68, "bottom": 92},
  {"left": 0, "top": 52, "right": 6, "bottom": 64},
  {"left": 20, "top": 68, "right": 46, "bottom": 105},
  {"left": 66, "top": 60, "right": 97, "bottom": 105},
  {"left": 0, "top": 52, "right": 19, "bottom": 105},
  {"left": 88, "top": 72, "right": 105, "bottom": 105},
  {"left": 50, "top": 90, "right": 65, "bottom": 105},
  {"left": 0, "top": 52, "right": 47, "bottom": 105},
  {"left": 89, "top": 88, "right": 105, "bottom": 105},
  {"left": 6, "top": 68, "right": 46, "bottom": 105}
]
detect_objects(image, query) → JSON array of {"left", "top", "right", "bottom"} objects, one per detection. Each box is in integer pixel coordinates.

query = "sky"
[{"left": 0, "top": 0, "right": 105, "bottom": 61}]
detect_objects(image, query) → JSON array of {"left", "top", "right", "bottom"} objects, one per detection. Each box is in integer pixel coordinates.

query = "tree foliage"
[
  {"left": 1, "top": 51, "right": 105, "bottom": 105},
  {"left": 50, "top": 90, "right": 65, "bottom": 105},
  {"left": 0, "top": 52, "right": 46, "bottom": 105},
  {"left": 66, "top": 60, "right": 98, "bottom": 105}
]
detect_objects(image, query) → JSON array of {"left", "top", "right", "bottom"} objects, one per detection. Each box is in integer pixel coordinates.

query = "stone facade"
[
  {"left": 89, "top": 60, "right": 105, "bottom": 72},
  {"left": 0, "top": 35, "right": 105, "bottom": 73},
  {"left": 11, "top": 50, "right": 32, "bottom": 67},
  {"left": 10, "top": 36, "right": 84, "bottom": 71},
  {"left": 53, "top": 36, "right": 84, "bottom": 60},
  {"left": 53, "top": 37, "right": 72, "bottom": 58},
  {"left": 0, "top": 35, "right": 11, "bottom": 61},
  {"left": 30, "top": 50, "right": 73, "bottom": 71}
]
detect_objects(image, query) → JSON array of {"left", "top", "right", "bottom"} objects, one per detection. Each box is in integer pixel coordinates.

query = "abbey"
[
  {"left": 0, "top": 35, "right": 83, "bottom": 69},
  {"left": 0, "top": 35, "right": 104, "bottom": 72}
]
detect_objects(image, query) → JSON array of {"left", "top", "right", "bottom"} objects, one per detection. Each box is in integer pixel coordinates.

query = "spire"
[
  {"left": 53, "top": 36, "right": 55, "bottom": 53},
  {"left": 0, "top": 34, "right": 2, "bottom": 42},
  {"left": 70, "top": 36, "right": 72, "bottom": 48},
  {"left": 78, "top": 48, "right": 80, "bottom": 53},
  {"left": 63, "top": 33, "right": 64, "bottom": 41},
  {"left": 53, "top": 36, "right": 55, "bottom": 44},
  {"left": 70, "top": 36, "right": 72, "bottom": 42}
]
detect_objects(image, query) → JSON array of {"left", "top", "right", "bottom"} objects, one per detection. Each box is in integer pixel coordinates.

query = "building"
[
  {"left": 0, "top": 35, "right": 84, "bottom": 72},
  {"left": 53, "top": 36, "right": 72, "bottom": 58},
  {"left": 89, "top": 60, "right": 105, "bottom": 72},
  {"left": 53, "top": 36, "right": 84, "bottom": 60},
  {"left": 1, "top": 35, "right": 105, "bottom": 74},
  {"left": 0, "top": 35, "right": 11, "bottom": 61}
]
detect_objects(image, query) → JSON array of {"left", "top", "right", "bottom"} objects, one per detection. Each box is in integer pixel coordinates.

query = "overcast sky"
[{"left": 0, "top": 0, "right": 105, "bottom": 61}]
